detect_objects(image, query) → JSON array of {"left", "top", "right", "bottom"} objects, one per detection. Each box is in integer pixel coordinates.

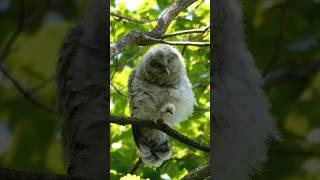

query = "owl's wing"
[
  {"left": 127, "top": 69, "right": 136, "bottom": 114},
  {"left": 127, "top": 69, "right": 141, "bottom": 148},
  {"left": 127, "top": 69, "right": 171, "bottom": 167}
]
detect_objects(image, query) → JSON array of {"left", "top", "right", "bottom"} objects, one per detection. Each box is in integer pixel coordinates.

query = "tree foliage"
[
  {"left": 243, "top": 0, "right": 320, "bottom": 179},
  {"left": 110, "top": 0, "right": 210, "bottom": 179},
  {"left": 0, "top": 0, "right": 320, "bottom": 179},
  {"left": 0, "top": 0, "right": 92, "bottom": 175}
]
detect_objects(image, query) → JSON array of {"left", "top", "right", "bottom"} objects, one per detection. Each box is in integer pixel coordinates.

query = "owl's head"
[{"left": 140, "top": 44, "right": 185, "bottom": 86}]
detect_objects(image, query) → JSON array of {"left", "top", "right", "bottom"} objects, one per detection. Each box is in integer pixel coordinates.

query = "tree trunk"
[{"left": 56, "top": 0, "right": 108, "bottom": 179}]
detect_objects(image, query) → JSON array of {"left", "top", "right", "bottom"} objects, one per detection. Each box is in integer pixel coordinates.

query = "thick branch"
[
  {"left": 110, "top": 116, "right": 210, "bottom": 152},
  {"left": 182, "top": 164, "right": 210, "bottom": 180},
  {"left": 110, "top": 0, "right": 200, "bottom": 57},
  {"left": 128, "top": 158, "right": 142, "bottom": 174},
  {"left": 148, "top": 0, "right": 198, "bottom": 37}
]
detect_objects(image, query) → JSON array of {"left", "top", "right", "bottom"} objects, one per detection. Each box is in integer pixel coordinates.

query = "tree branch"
[
  {"left": 148, "top": 0, "right": 198, "bottom": 37},
  {"left": 144, "top": 35, "right": 210, "bottom": 46},
  {"left": 0, "top": 0, "right": 25, "bottom": 63},
  {"left": 110, "top": 83, "right": 127, "bottom": 97},
  {"left": 262, "top": 0, "right": 287, "bottom": 77},
  {"left": 182, "top": 163, "right": 210, "bottom": 180},
  {"left": 0, "top": 0, "right": 52, "bottom": 63},
  {"left": 110, "top": 0, "right": 200, "bottom": 57},
  {"left": 109, "top": 116, "right": 210, "bottom": 152},
  {"left": 27, "top": 75, "right": 56, "bottom": 95},
  {"left": 0, "top": 66, "right": 57, "bottom": 113},
  {"left": 128, "top": 158, "right": 142, "bottom": 174},
  {"left": 0, "top": 0, "right": 55, "bottom": 113},
  {"left": 161, "top": 25, "right": 210, "bottom": 39},
  {"left": 110, "top": 12, "right": 156, "bottom": 24}
]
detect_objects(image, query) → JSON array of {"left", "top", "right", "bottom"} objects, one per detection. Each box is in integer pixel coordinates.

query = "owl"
[
  {"left": 213, "top": 0, "right": 280, "bottom": 179},
  {"left": 128, "top": 44, "right": 197, "bottom": 167}
]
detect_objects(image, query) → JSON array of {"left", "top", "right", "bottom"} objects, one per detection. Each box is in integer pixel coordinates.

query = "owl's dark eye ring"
[{"left": 150, "top": 60, "right": 159, "bottom": 67}]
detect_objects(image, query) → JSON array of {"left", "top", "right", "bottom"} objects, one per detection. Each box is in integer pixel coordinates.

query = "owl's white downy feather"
[
  {"left": 213, "top": 0, "right": 280, "bottom": 179},
  {"left": 128, "top": 44, "right": 197, "bottom": 167}
]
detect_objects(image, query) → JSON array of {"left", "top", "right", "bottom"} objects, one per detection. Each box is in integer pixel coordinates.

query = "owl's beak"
[{"left": 165, "top": 67, "right": 170, "bottom": 77}]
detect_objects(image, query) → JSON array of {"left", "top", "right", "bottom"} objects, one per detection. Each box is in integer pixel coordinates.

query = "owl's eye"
[
  {"left": 150, "top": 60, "right": 159, "bottom": 67},
  {"left": 167, "top": 55, "right": 176, "bottom": 63}
]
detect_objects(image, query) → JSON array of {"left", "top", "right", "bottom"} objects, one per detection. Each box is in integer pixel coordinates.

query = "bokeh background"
[
  {"left": 110, "top": 0, "right": 210, "bottom": 179},
  {"left": 0, "top": 0, "right": 93, "bottom": 175},
  {"left": 242, "top": 0, "right": 320, "bottom": 179}
]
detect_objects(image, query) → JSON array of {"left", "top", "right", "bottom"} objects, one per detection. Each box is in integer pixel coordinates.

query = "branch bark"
[
  {"left": 161, "top": 25, "right": 210, "bottom": 38},
  {"left": 110, "top": 116, "right": 210, "bottom": 152},
  {"left": 110, "top": 0, "right": 201, "bottom": 57},
  {"left": 56, "top": 0, "right": 108, "bottom": 179},
  {"left": 182, "top": 163, "right": 210, "bottom": 180},
  {"left": 110, "top": 12, "right": 156, "bottom": 24}
]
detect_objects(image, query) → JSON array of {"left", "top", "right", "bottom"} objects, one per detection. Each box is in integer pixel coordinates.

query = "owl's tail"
[{"left": 132, "top": 125, "right": 171, "bottom": 167}]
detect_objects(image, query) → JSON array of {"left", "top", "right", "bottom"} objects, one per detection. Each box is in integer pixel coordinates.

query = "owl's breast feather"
[{"left": 162, "top": 79, "right": 197, "bottom": 127}]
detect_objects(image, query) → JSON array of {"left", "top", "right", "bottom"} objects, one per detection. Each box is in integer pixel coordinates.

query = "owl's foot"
[
  {"left": 160, "top": 103, "right": 176, "bottom": 115},
  {"left": 156, "top": 118, "right": 164, "bottom": 125}
]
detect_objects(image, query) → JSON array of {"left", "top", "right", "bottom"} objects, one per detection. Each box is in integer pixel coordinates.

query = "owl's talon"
[
  {"left": 156, "top": 119, "right": 164, "bottom": 125},
  {"left": 161, "top": 103, "right": 176, "bottom": 115}
]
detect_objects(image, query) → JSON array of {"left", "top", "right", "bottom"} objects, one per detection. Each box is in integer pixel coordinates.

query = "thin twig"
[
  {"left": 263, "top": 1, "right": 287, "bottom": 77},
  {"left": 110, "top": 83, "right": 127, "bottom": 97},
  {"left": 24, "top": 1, "right": 51, "bottom": 27},
  {"left": 110, "top": 12, "right": 156, "bottom": 24},
  {"left": 27, "top": 75, "right": 56, "bottom": 95},
  {"left": 110, "top": 116, "right": 210, "bottom": 152},
  {"left": 182, "top": 163, "right": 210, "bottom": 180},
  {"left": 0, "top": 0, "right": 25, "bottom": 63},
  {"left": 110, "top": 47, "right": 143, "bottom": 81},
  {"left": 0, "top": 0, "right": 55, "bottom": 113},
  {"left": 1, "top": 0, "right": 52, "bottom": 63},
  {"left": 0, "top": 66, "right": 57, "bottom": 113},
  {"left": 145, "top": 35, "right": 210, "bottom": 46},
  {"left": 162, "top": 25, "right": 210, "bottom": 39}
]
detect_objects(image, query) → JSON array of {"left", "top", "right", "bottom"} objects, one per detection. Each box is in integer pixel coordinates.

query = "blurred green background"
[
  {"left": 110, "top": 0, "right": 210, "bottom": 179},
  {"left": 0, "top": 0, "right": 92, "bottom": 175},
  {"left": 243, "top": 0, "right": 320, "bottom": 180}
]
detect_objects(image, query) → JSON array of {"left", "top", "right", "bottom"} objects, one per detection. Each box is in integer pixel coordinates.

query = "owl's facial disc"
[{"left": 144, "top": 50, "right": 181, "bottom": 85}]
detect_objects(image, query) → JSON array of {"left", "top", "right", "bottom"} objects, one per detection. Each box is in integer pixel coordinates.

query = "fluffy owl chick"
[
  {"left": 128, "top": 44, "right": 197, "bottom": 167},
  {"left": 213, "top": 0, "right": 280, "bottom": 179}
]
